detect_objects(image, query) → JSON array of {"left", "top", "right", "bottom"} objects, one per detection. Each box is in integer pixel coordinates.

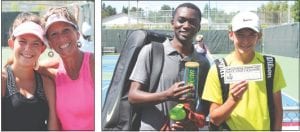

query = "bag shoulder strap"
[
  {"left": 263, "top": 55, "right": 275, "bottom": 130},
  {"left": 129, "top": 41, "right": 165, "bottom": 130},
  {"left": 148, "top": 41, "right": 164, "bottom": 92},
  {"left": 209, "top": 58, "right": 230, "bottom": 130},
  {"left": 215, "top": 58, "right": 229, "bottom": 102}
]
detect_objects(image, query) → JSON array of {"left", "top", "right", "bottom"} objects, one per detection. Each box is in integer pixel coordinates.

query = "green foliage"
[
  {"left": 102, "top": 3, "right": 116, "bottom": 18},
  {"left": 257, "top": 1, "right": 292, "bottom": 24},
  {"left": 122, "top": 6, "right": 128, "bottom": 14},
  {"left": 258, "top": 1, "right": 288, "bottom": 12},
  {"left": 161, "top": 4, "right": 171, "bottom": 10},
  {"left": 202, "top": 3, "right": 234, "bottom": 23},
  {"left": 103, "top": 2, "right": 299, "bottom": 30},
  {"left": 130, "top": 7, "right": 137, "bottom": 12},
  {"left": 11, "top": 2, "right": 20, "bottom": 11},
  {"left": 32, "top": 5, "right": 46, "bottom": 12},
  {"left": 261, "top": 24, "right": 269, "bottom": 29},
  {"left": 130, "top": 7, "right": 143, "bottom": 12},
  {"left": 292, "top": 0, "right": 300, "bottom": 22}
]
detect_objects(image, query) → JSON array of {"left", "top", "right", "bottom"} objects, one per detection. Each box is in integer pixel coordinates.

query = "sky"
[{"left": 101, "top": 1, "right": 285, "bottom": 14}]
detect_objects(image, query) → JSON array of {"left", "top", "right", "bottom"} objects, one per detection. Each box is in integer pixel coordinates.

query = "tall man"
[{"left": 128, "top": 3, "right": 210, "bottom": 130}]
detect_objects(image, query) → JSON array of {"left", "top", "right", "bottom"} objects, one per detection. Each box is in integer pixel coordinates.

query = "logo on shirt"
[{"left": 243, "top": 18, "right": 252, "bottom": 22}]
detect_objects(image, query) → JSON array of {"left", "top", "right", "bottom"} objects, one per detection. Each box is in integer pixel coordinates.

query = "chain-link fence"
[
  {"left": 102, "top": 22, "right": 299, "bottom": 58},
  {"left": 103, "top": 10, "right": 295, "bottom": 30},
  {"left": 1, "top": 1, "right": 94, "bottom": 47}
]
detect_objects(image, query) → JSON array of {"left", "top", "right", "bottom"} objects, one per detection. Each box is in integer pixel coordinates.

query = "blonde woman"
[{"left": 40, "top": 7, "right": 95, "bottom": 130}]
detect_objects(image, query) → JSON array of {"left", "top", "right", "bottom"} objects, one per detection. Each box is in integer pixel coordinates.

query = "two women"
[{"left": 2, "top": 7, "right": 95, "bottom": 131}]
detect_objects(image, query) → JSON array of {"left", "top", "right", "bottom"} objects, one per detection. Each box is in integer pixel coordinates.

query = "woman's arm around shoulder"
[
  {"left": 42, "top": 75, "right": 60, "bottom": 130},
  {"left": 38, "top": 59, "right": 60, "bottom": 80}
]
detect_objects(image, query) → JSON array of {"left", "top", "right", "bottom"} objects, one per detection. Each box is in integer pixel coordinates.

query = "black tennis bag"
[{"left": 102, "top": 30, "right": 171, "bottom": 130}]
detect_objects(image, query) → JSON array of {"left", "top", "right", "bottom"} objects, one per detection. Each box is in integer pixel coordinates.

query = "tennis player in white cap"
[{"left": 202, "top": 11, "right": 286, "bottom": 130}]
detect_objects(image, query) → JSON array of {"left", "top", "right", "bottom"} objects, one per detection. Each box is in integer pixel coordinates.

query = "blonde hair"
[{"left": 43, "top": 7, "right": 78, "bottom": 31}]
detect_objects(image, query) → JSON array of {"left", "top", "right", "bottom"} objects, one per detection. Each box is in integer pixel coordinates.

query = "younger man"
[
  {"left": 202, "top": 11, "right": 286, "bottom": 130},
  {"left": 129, "top": 3, "right": 210, "bottom": 130}
]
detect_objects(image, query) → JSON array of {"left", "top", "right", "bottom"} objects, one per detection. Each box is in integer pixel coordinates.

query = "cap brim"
[
  {"left": 13, "top": 21, "right": 46, "bottom": 44},
  {"left": 232, "top": 26, "right": 259, "bottom": 32},
  {"left": 45, "top": 14, "right": 77, "bottom": 33}
]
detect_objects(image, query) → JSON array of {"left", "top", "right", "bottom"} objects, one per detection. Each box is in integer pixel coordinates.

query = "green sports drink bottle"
[{"left": 169, "top": 103, "right": 186, "bottom": 121}]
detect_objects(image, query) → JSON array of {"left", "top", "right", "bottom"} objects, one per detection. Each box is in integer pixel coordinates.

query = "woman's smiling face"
[
  {"left": 10, "top": 34, "right": 46, "bottom": 67},
  {"left": 46, "top": 22, "right": 80, "bottom": 57}
]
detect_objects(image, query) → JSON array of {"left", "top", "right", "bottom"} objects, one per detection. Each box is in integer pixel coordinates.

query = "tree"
[
  {"left": 127, "top": 6, "right": 144, "bottom": 20},
  {"left": 122, "top": 6, "right": 128, "bottom": 14},
  {"left": 129, "top": 7, "right": 143, "bottom": 12},
  {"left": 202, "top": 3, "right": 232, "bottom": 23},
  {"left": 291, "top": 0, "right": 300, "bottom": 22},
  {"left": 130, "top": 7, "right": 137, "bottom": 12},
  {"left": 102, "top": 3, "right": 116, "bottom": 18},
  {"left": 257, "top": 1, "right": 289, "bottom": 24},
  {"left": 203, "top": 3, "right": 209, "bottom": 18},
  {"left": 157, "top": 5, "right": 172, "bottom": 23},
  {"left": 160, "top": 4, "right": 171, "bottom": 10}
]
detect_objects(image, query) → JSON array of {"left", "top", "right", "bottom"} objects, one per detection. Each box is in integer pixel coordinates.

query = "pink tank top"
[{"left": 55, "top": 52, "right": 94, "bottom": 130}]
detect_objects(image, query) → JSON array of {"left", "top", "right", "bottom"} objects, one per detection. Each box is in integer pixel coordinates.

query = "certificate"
[{"left": 224, "top": 64, "right": 263, "bottom": 84}]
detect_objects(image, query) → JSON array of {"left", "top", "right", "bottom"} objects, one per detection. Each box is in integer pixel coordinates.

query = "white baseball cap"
[
  {"left": 45, "top": 14, "right": 78, "bottom": 33},
  {"left": 12, "top": 21, "right": 46, "bottom": 44},
  {"left": 231, "top": 11, "right": 260, "bottom": 32}
]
